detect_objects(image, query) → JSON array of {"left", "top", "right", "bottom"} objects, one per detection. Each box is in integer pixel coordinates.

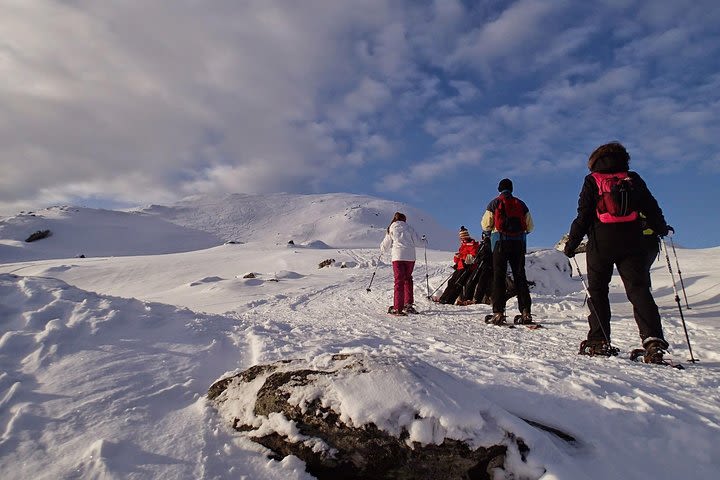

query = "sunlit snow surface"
[{"left": 1, "top": 196, "right": 719, "bottom": 479}]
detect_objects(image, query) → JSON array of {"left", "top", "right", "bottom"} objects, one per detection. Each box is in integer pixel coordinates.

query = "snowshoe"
[
  {"left": 403, "top": 305, "right": 419, "bottom": 314},
  {"left": 630, "top": 339, "right": 684, "bottom": 369},
  {"left": 578, "top": 339, "right": 619, "bottom": 357},
  {"left": 642, "top": 338, "right": 669, "bottom": 363},
  {"left": 513, "top": 311, "right": 534, "bottom": 325},
  {"left": 387, "top": 306, "right": 407, "bottom": 316},
  {"left": 485, "top": 313, "right": 507, "bottom": 326},
  {"left": 630, "top": 348, "right": 684, "bottom": 369},
  {"left": 511, "top": 311, "right": 543, "bottom": 329},
  {"left": 629, "top": 348, "right": 645, "bottom": 362}
]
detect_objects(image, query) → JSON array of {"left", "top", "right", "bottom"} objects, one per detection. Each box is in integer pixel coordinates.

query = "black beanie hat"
[{"left": 498, "top": 178, "right": 513, "bottom": 192}]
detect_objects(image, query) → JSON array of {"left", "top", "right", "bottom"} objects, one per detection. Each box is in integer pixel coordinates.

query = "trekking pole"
[
  {"left": 366, "top": 254, "right": 382, "bottom": 292},
  {"left": 429, "top": 271, "right": 454, "bottom": 298},
  {"left": 661, "top": 238, "right": 698, "bottom": 363},
  {"left": 668, "top": 235, "right": 691, "bottom": 309},
  {"left": 423, "top": 236, "right": 430, "bottom": 298},
  {"left": 572, "top": 258, "right": 613, "bottom": 347}
]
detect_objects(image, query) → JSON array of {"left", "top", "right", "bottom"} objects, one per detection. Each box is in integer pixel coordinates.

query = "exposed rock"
[
  {"left": 208, "top": 354, "right": 542, "bottom": 480},
  {"left": 318, "top": 259, "right": 335, "bottom": 269},
  {"left": 25, "top": 229, "right": 52, "bottom": 242},
  {"left": 242, "top": 272, "right": 256, "bottom": 279}
]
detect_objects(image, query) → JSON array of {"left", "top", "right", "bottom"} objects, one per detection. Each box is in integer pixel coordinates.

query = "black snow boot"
[{"left": 578, "top": 339, "right": 619, "bottom": 357}]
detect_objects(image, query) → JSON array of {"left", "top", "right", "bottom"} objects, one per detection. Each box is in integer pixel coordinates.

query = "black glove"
[
  {"left": 658, "top": 225, "right": 674, "bottom": 237},
  {"left": 563, "top": 241, "right": 579, "bottom": 258}
]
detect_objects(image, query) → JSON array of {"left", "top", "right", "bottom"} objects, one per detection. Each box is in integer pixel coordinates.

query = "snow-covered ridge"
[
  {"left": 0, "top": 193, "right": 457, "bottom": 263},
  {"left": 135, "top": 192, "right": 456, "bottom": 250},
  {"left": 0, "top": 205, "right": 221, "bottom": 263}
]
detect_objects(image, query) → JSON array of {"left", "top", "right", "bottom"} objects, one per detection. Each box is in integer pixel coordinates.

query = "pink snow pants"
[{"left": 392, "top": 260, "right": 415, "bottom": 310}]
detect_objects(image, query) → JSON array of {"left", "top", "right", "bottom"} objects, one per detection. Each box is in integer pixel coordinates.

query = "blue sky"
[{"left": 1, "top": 0, "right": 718, "bottom": 248}]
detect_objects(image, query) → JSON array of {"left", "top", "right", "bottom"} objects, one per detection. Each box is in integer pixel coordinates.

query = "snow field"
[{"left": 1, "top": 243, "right": 719, "bottom": 479}]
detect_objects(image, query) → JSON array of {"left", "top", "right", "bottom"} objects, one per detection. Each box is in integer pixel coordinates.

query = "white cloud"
[
  {"left": 0, "top": 0, "right": 408, "bottom": 212},
  {"left": 447, "top": 0, "right": 570, "bottom": 73},
  {"left": 376, "top": 148, "right": 481, "bottom": 192},
  {"left": 0, "top": 0, "right": 718, "bottom": 214}
]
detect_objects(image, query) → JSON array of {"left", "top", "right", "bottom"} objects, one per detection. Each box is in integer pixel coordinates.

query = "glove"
[
  {"left": 658, "top": 225, "right": 674, "bottom": 237},
  {"left": 464, "top": 254, "right": 475, "bottom": 264},
  {"left": 563, "top": 241, "right": 579, "bottom": 258}
]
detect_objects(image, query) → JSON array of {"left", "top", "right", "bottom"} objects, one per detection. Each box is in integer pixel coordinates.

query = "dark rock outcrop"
[
  {"left": 25, "top": 229, "right": 52, "bottom": 243},
  {"left": 208, "top": 354, "right": 540, "bottom": 480},
  {"left": 318, "top": 259, "right": 335, "bottom": 268}
]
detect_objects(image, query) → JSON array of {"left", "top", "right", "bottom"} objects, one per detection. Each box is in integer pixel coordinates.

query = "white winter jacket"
[{"left": 380, "top": 221, "right": 421, "bottom": 261}]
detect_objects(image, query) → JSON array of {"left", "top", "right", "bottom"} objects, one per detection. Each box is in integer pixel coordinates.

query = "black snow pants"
[
  {"left": 438, "top": 268, "right": 469, "bottom": 304},
  {"left": 641, "top": 234, "right": 661, "bottom": 288},
  {"left": 586, "top": 240, "right": 665, "bottom": 343},
  {"left": 491, "top": 239, "right": 531, "bottom": 315}
]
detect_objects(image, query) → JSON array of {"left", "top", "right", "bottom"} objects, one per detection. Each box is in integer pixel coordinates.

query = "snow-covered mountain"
[
  {"left": 0, "top": 193, "right": 457, "bottom": 263},
  {"left": 136, "top": 192, "right": 457, "bottom": 249},
  {"left": 0, "top": 205, "right": 221, "bottom": 263}
]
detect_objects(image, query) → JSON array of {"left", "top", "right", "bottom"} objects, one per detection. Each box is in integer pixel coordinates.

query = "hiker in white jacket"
[{"left": 380, "top": 212, "right": 422, "bottom": 315}]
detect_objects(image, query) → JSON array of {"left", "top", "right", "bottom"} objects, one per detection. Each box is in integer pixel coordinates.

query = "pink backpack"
[{"left": 591, "top": 172, "right": 638, "bottom": 223}]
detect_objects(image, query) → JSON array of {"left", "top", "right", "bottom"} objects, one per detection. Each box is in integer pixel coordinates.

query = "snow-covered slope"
[
  {"left": 0, "top": 206, "right": 221, "bottom": 263},
  {"left": 1, "top": 193, "right": 718, "bottom": 479},
  {"left": 0, "top": 193, "right": 458, "bottom": 263},
  {"left": 136, "top": 192, "right": 457, "bottom": 250},
  {"left": 1, "top": 240, "right": 719, "bottom": 479}
]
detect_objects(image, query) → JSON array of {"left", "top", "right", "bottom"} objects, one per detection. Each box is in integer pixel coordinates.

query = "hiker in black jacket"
[
  {"left": 481, "top": 179, "right": 534, "bottom": 325},
  {"left": 563, "top": 142, "right": 672, "bottom": 364}
]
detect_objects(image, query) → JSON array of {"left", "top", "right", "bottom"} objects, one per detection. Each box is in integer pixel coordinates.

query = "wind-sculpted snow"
[{"left": 0, "top": 274, "right": 246, "bottom": 479}]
